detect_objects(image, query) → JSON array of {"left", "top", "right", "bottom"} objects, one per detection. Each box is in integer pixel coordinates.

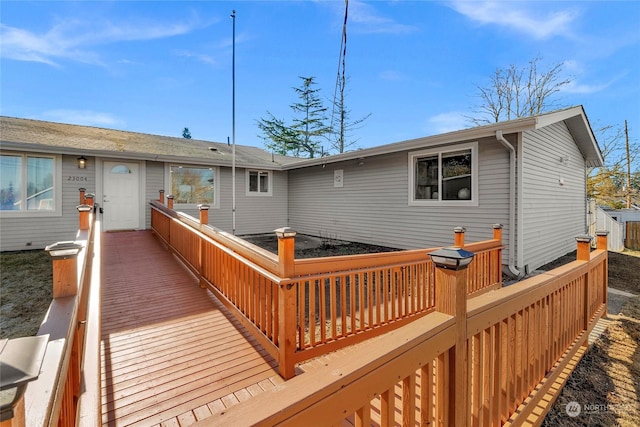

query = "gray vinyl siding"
[
  {"left": 208, "top": 167, "right": 288, "bottom": 235},
  {"left": 144, "top": 161, "right": 164, "bottom": 229},
  {"left": 0, "top": 154, "right": 94, "bottom": 251},
  {"left": 288, "top": 137, "right": 511, "bottom": 258},
  {"left": 521, "top": 123, "right": 587, "bottom": 271}
]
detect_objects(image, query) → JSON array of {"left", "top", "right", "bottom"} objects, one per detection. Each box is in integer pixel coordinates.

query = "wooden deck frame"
[
  {"left": 149, "top": 200, "right": 504, "bottom": 379},
  {"left": 14, "top": 194, "right": 608, "bottom": 426},
  {"left": 205, "top": 236, "right": 608, "bottom": 427}
]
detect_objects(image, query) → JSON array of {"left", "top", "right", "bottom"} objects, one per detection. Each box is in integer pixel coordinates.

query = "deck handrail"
[
  {"left": 205, "top": 234, "right": 609, "bottom": 427},
  {"left": 21, "top": 197, "right": 101, "bottom": 426},
  {"left": 150, "top": 199, "right": 504, "bottom": 379}
]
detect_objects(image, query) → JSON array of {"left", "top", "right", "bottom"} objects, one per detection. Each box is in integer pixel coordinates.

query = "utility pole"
[{"left": 625, "top": 119, "right": 631, "bottom": 208}]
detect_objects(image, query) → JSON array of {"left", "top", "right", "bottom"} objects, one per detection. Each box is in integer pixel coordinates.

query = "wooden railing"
[
  {"left": 207, "top": 233, "right": 609, "bottom": 427},
  {"left": 149, "top": 199, "right": 504, "bottom": 379},
  {"left": 11, "top": 190, "right": 102, "bottom": 427}
]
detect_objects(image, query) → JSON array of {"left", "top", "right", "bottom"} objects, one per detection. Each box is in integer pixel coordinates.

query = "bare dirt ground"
[{"left": 0, "top": 250, "right": 52, "bottom": 339}]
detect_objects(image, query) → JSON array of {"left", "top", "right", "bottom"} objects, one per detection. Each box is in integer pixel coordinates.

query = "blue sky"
[{"left": 1, "top": 1, "right": 639, "bottom": 154}]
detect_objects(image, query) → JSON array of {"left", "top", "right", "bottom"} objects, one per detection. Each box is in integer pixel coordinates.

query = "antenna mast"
[{"left": 231, "top": 10, "right": 237, "bottom": 234}]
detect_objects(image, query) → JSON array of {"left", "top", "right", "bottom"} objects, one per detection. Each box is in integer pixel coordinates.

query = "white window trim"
[
  {"left": 0, "top": 152, "right": 62, "bottom": 218},
  {"left": 245, "top": 169, "right": 273, "bottom": 197},
  {"left": 408, "top": 142, "right": 479, "bottom": 207},
  {"left": 165, "top": 164, "right": 219, "bottom": 209}
]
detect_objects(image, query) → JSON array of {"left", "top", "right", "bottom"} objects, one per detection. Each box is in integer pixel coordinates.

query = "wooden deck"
[{"left": 101, "top": 231, "right": 284, "bottom": 426}]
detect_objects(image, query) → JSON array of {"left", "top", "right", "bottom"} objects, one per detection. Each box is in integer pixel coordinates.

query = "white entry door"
[{"left": 103, "top": 161, "right": 140, "bottom": 231}]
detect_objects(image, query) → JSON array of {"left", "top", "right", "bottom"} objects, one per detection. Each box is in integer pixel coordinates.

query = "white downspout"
[{"left": 496, "top": 130, "right": 524, "bottom": 278}]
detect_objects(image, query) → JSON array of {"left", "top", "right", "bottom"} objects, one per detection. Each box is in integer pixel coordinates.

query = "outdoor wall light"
[
  {"left": 274, "top": 227, "right": 297, "bottom": 239},
  {"left": 0, "top": 335, "right": 48, "bottom": 421},
  {"left": 429, "top": 247, "right": 475, "bottom": 270},
  {"left": 44, "top": 241, "right": 83, "bottom": 259},
  {"left": 77, "top": 156, "right": 87, "bottom": 169}
]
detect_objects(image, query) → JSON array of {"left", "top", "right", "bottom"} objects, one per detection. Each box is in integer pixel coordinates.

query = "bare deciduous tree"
[{"left": 470, "top": 55, "right": 572, "bottom": 125}]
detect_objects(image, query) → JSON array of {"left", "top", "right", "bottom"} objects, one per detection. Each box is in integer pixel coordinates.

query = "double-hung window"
[
  {"left": 246, "top": 170, "right": 272, "bottom": 196},
  {"left": 168, "top": 165, "right": 217, "bottom": 207},
  {"left": 409, "top": 142, "right": 478, "bottom": 206},
  {"left": 0, "top": 153, "right": 60, "bottom": 215}
]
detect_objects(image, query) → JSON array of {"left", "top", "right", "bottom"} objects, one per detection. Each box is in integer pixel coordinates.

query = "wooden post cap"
[{"left": 274, "top": 227, "right": 297, "bottom": 239}]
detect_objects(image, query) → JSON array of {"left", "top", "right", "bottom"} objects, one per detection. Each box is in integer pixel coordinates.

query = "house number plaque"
[{"left": 67, "top": 176, "right": 89, "bottom": 182}]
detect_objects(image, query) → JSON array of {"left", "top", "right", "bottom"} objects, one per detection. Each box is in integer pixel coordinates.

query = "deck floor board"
[{"left": 101, "top": 230, "right": 280, "bottom": 426}]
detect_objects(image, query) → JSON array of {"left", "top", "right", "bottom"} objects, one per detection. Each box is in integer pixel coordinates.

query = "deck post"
[
  {"left": 493, "top": 224, "right": 503, "bottom": 285},
  {"left": 493, "top": 223, "right": 503, "bottom": 242},
  {"left": 159, "top": 189, "right": 165, "bottom": 204},
  {"left": 198, "top": 204, "right": 210, "bottom": 225},
  {"left": 596, "top": 231, "right": 609, "bottom": 317},
  {"left": 197, "top": 204, "right": 210, "bottom": 289},
  {"left": 45, "top": 242, "right": 83, "bottom": 299},
  {"left": 77, "top": 204, "right": 92, "bottom": 230},
  {"left": 275, "top": 227, "right": 297, "bottom": 379},
  {"left": 167, "top": 195, "right": 174, "bottom": 210},
  {"left": 453, "top": 226, "right": 466, "bottom": 247},
  {"left": 576, "top": 235, "right": 592, "bottom": 261},
  {"left": 79, "top": 187, "right": 86, "bottom": 204},
  {"left": 596, "top": 230, "right": 609, "bottom": 251},
  {"left": 84, "top": 193, "right": 94, "bottom": 208},
  {"left": 576, "top": 235, "right": 593, "bottom": 334},
  {"left": 430, "top": 247, "right": 474, "bottom": 427}
]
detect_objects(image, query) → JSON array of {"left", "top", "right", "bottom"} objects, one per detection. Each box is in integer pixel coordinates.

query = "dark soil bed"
[{"left": 243, "top": 234, "right": 400, "bottom": 259}]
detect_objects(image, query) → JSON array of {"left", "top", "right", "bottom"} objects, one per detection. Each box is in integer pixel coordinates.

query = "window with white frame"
[
  {"left": 409, "top": 142, "right": 478, "bottom": 205},
  {"left": 246, "top": 170, "right": 272, "bottom": 196},
  {"left": 169, "top": 165, "right": 217, "bottom": 206},
  {"left": 0, "top": 153, "right": 60, "bottom": 214}
]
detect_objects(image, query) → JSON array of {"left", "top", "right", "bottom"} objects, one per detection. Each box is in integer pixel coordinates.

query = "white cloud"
[
  {"left": 0, "top": 16, "right": 205, "bottom": 67},
  {"left": 350, "top": 1, "right": 418, "bottom": 34},
  {"left": 379, "top": 70, "right": 406, "bottom": 81},
  {"left": 561, "top": 60, "right": 624, "bottom": 94},
  {"left": 174, "top": 50, "right": 217, "bottom": 66},
  {"left": 426, "top": 112, "right": 468, "bottom": 134},
  {"left": 562, "top": 79, "right": 616, "bottom": 95},
  {"left": 41, "top": 110, "right": 123, "bottom": 127},
  {"left": 322, "top": 0, "right": 418, "bottom": 35},
  {"left": 447, "top": 1, "right": 578, "bottom": 39}
]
